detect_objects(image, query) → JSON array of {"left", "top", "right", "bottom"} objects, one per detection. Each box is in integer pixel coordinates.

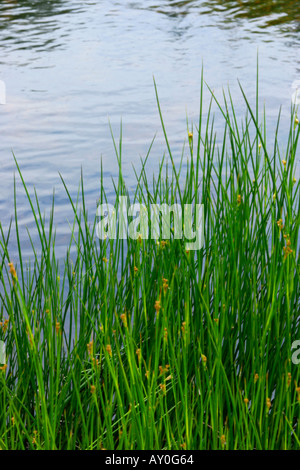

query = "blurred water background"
[{"left": 0, "top": 0, "right": 299, "bottom": 258}]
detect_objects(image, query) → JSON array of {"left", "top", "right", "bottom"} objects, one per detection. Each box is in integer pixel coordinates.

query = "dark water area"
[{"left": 0, "top": 0, "right": 299, "bottom": 259}]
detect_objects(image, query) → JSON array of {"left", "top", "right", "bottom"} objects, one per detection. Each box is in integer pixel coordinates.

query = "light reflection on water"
[{"left": 0, "top": 0, "right": 299, "bottom": 259}]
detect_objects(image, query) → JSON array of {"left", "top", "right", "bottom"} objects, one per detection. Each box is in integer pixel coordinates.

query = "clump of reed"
[{"left": 0, "top": 74, "right": 299, "bottom": 449}]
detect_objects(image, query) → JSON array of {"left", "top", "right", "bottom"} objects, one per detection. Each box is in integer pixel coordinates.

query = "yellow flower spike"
[
  {"left": 159, "top": 364, "right": 170, "bottom": 375},
  {"left": 8, "top": 262, "right": 17, "bottom": 280},
  {"left": 282, "top": 160, "right": 287, "bottom": 168},
  {"left": 136, "top": 348, "right": 141, "bottom": 361},
  {"left": 154, "top": 300, "right": 161, "bottom": 313},
  {"left": 244, "top": 398, "right": 249, "bottom": 405},
  {"left": 0, "top": 364, "right": 7, "bottom": 372},
  {"left": 295, "top": 117, "right": 299, "bottom": 126},
  {"left": 162, "top": 277, "right": 168, "bottom": 294},
  {"left": 90, "top": 385, "right": 96, "bottom": 394},
  {"left": 92, "top": 357, "right": 99, "bottom": 368},
  {"left": 105, "top": 344, "right": 112, "bottom": 357},
  {"left": 2, "top": 318, "right": 9, "bottom": 333},
  {"left": 266, "top": 397, "right": 271, "bottom": 410},
  {"left": 201, "top": 354, "right": 207, "bottom": 364},
  {"left": 254, "top": 373, "right": 259, "bottom": 384},
  {"left": 120, "top": 313, "right": 128, "bottom": 328},
  {"left": 103, "top": 257, "right": 108, "bottom": 264},
  {"left": 283, "top": 236, "right": 293, "bottom": 260},
  {"left": 134, "top": 266, "right": 138, "bottom": 274},
  {"left": 220, "top": 434, "right": 226, "bottom": 447},
  {"left": 55, "top": 322, "right": 60, "bottom": 335},
  {"left": 237, "top": 194, "right": 242, "bottom": 205},
  {"left": 87, "top": 340, "right": 93, "bottom": 356}
]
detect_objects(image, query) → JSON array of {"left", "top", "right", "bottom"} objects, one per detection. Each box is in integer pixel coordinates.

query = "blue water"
[{"left": 0, "top": 0, "right": 299, "bottom": 258}]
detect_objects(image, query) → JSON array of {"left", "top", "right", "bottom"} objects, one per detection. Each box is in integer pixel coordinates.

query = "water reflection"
[
  {"left": 0, "top": 0, "right": 83, "bottom": 52},
  {"left": 1, "top": 0, "right": 299, "bottom": 54},
  {"left": 144, "top": 0, "right": 300, "bottom": 29}
]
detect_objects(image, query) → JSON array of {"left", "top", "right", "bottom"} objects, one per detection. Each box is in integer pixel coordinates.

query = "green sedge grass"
[{"left": 0, "top": 73, "right": 299, "bottom": 450}]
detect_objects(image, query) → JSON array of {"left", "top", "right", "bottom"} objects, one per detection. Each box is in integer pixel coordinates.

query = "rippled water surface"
[{"left": 0, "top": 0, "right": 299, "bottom": 257}]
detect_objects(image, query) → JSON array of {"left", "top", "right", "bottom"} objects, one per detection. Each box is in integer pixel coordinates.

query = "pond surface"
[{"left": 0, "top": 0, "right": 300, "bottom": 258}]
